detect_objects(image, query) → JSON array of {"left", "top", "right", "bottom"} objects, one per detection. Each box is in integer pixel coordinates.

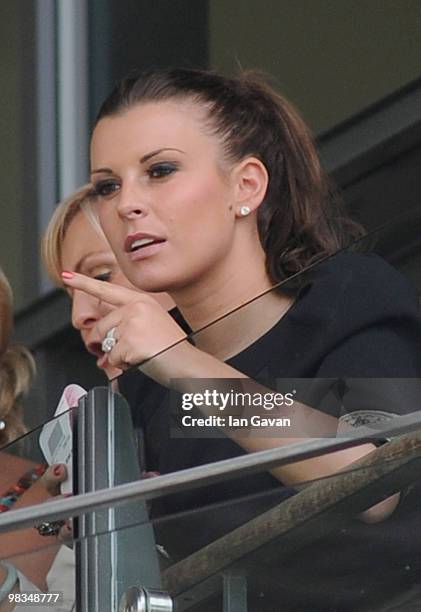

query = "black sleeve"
[
  {"left": 282, "top": 253, "right": 421, "bottom": 423},
  {"left": 315, "top": 323, "right": 421, "bottom": 420}
]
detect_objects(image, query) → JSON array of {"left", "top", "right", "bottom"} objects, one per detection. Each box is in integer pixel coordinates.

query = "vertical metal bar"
[
  {"left": 76, "top": 387, "right": 162, "bottom": 612},
  {"left": 35, "top": 0, "right": 57, "bottom": 294},
  {"left": 56, "top": 0, "right": 89, "bottom": 198},
  {"left": 223, "top": 573, "right": 248, "bottom": 612}
]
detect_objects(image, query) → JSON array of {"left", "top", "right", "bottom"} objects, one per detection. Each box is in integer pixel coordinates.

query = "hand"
[
  {"left": 62, "top": 272, "right": 189, "bottom": 382},
  {"left": 38, "top": 465, "right": 73, "bottom": 545},
  {"left": 38, "top": 463, "right": 67, "bottom": 496}
]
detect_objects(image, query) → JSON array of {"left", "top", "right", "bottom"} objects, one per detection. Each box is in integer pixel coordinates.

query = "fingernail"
[
  {"left": 53, "top": 465, "right": 62, "bottom": 476},
  {"left": 61, "top": 271, "right": 74, "bottom": 279}
]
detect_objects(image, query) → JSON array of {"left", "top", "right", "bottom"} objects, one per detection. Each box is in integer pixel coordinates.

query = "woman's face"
[
  {"left": 90, "top": 100, "right": 240, "bottom": 294},
  {"left": 61, "top": 211, "right": 173, "bottom": 377}
]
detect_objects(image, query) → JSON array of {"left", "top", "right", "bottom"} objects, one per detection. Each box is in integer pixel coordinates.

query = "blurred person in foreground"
[{"left": 0, "top": 268, "right": 70, "bottom": 610}]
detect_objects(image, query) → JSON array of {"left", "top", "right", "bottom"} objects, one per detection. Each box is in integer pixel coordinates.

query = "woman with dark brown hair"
[{"left": 62, "top": 68, "right": 421, "bottom": 610}]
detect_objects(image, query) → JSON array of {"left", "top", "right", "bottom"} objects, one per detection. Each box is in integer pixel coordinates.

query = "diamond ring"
[
  {"left": 101, "top": 327, "right": 117, "bottom": 353},
  {"left": 35, "top": 520, "right": 66, "bottom": 537}
]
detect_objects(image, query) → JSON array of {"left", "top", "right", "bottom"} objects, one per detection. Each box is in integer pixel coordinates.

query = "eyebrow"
[
  {"left": 91, "top": 148, "right": 185, "bottom": 175},
  {"left": 139, "top": 147, "right": 185, "bottom": 163}
]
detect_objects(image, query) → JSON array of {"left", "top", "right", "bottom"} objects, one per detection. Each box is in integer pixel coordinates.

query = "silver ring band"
[{"left": 101, "top": 327, "right": 117, "bottom": 353}]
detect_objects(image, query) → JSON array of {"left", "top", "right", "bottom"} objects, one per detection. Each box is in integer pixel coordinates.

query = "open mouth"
[
  {"left": 129, "top": 237, "right": 165, "bottom": 252},
  {"left": 125, "top": 233, "right": 166, "bottom": 254}
]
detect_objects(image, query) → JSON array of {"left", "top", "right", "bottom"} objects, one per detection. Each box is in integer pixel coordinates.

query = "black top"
[{"left": 119, "top": 252, "right": 421, "bottom": 611}]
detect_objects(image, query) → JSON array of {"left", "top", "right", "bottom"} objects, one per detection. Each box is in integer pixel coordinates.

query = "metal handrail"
[
  {"left": 164, "top": 427, "right": 421, "bottom": 600},
  {"left": 0, "top": 410, "right": 421, "bottom": 535}
]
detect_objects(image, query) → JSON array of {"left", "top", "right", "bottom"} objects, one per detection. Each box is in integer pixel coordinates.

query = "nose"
[
  {"left": 116, "top": 182, "right": 148, "bottom": 220},
  {"left": 71, "top": 289, "right": 101, "bottom": 331}
]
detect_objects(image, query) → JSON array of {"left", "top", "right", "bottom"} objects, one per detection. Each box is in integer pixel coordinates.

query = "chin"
[
  {"left": 123, "top": 259, "right": 200, "bottom": 295},
  {"left": 125, "top": 270, "right": 179, "bottom": 294}
]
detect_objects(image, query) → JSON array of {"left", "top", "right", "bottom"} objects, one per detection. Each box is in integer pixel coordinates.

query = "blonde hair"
[
  {"left": 41, "top": 184, "right": 104, "bottom": 286},
  {"left": 0, "top": 268, "right": 35, "bottom": 446}
]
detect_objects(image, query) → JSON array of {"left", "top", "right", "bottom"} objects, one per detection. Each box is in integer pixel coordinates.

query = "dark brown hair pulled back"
[{"left": 96, "top": 68, "right": 363, "bottom": 282}]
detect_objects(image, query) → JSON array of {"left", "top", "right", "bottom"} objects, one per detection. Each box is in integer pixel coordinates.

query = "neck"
[{"left": 171, "top": 242, "right": 292, "bottom": 359}]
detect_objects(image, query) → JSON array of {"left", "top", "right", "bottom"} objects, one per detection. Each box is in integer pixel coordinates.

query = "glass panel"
[
  {"left": 1, "top": 439, "right": 420, "bottom": 611},
  {"left": 156, "top": 457, "right": 421, "bottom": 612},
  {"left": 0, "top": 408, "right": 76, "bottom": 557}
]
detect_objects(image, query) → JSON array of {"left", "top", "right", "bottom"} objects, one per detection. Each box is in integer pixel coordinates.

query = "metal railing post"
[
  {"left": 119, "top": 587, "right": 173, "bottom": 611},
  {"left": 223, "top": 573, "right": 248, "bottom": 612},
  {"left": 75, "top": 387, "right": 161, "bottom": 611}
]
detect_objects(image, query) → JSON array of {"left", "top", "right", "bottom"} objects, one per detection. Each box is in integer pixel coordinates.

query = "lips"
[{"left": 124, "top": 232, "right": 166, "bottom": 254}]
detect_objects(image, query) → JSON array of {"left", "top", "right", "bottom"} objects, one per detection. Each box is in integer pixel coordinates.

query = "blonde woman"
[
  {"left": 0, "top": 269, "right": 66, "bottom": 608},
  {"left": 42, "top": 185, "right": 182, "bottom": 485},
  {"left": 42, "top": 184, "right": 174, "bottom": 380}
]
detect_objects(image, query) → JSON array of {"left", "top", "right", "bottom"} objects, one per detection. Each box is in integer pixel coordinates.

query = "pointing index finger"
[{"left": 61, "top": 271, "right": 140, "bottom": 306}]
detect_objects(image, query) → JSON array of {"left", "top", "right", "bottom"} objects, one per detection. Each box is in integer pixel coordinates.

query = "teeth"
[{"left": 131, "top": 238, "right": 155, "bottom": 251}]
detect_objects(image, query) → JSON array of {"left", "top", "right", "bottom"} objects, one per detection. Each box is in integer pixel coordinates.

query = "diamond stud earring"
[{"left": 239, "top": 206, "right": 251, "bottom": 216}]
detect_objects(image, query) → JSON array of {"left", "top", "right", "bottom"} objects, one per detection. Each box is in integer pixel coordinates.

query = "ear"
[{"left": 230, "top": 157, "right": 268, "bottom": 218}]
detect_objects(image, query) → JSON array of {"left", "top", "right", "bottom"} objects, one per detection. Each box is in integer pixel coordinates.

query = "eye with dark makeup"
[
  {"left": 147, "top": 162, "right": 178, "bottom": 179},
  {"left": 94, "top": 271, "right": 111, "bottom": 282},
  {"left": 92, "top": 179, "right": 120, "bottom": 198},
  {"left": 89, "top": 264, "right": 115, "bottom": 282}
]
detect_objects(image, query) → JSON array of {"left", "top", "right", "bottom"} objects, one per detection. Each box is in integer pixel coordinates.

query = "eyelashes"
[
  {"left": 94, "top": 271, "right": 111, "bottom": 282},
  {"left": 92, "top": 162, "right": 179, "bottom": 197},
  {"left": 92, "top": 179, "right": 119, "bottom": 198},
  {"left": 147, "top": 162, "right": 178, "bottom": 179}
]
